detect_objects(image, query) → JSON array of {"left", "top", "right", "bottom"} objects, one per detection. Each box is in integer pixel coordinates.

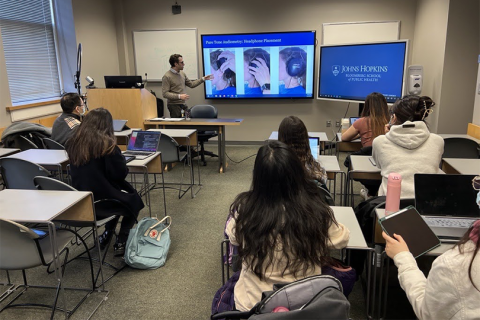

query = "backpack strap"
[{"left": 144, "top": 216, "right": 171, "bottom": 241}]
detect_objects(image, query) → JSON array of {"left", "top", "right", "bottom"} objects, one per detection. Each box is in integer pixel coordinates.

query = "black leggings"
[{"left": 98, "top": 211, "right": 139, "bottom": 243}]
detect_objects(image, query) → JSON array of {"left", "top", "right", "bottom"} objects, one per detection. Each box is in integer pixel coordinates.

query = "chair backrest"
[
  {"left": 43, "top": 137, "right": 65, "bottom": 150},
  {"left": 34, "top": 176, "right": 75, "bottom": 191},
  {"left": 17, "top": 135, "right": 39, "bottom": 151},
  {"left": 0, "top": 219, "right": 43, "bottom": 270},
  {"left": 190, "top": 105, "right": 218, "bottom": 119},
  {"left": 158, "top": 133, "right": 180, "bottom": 164},
  {"left": 443, "top": 138, "right": 480, "bottom": 159},
  {"left": 0, "top": 158, "right": 50, "bottom": 189},
  {"left": 318, "top": 186, "right": 335, "bottom": 206}
]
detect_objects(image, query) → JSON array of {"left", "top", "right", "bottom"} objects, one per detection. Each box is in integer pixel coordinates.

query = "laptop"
[
  {"left": 309, "top": 137, "right": 320, "bottom": 160},
  {"left": 414, "top": 174, "right": 480, "bottom": 240},
  {"left": 113, "top": 119, "right": 129, "bottom": 132},
  {"left": 349, "top": 117, "right": 360, "bottom": 126},
  {"left": 122, "top": 131, "right": 161, "bottom": 160}
]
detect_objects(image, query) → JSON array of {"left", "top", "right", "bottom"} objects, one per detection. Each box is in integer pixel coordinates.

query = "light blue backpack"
[{"left": 124, "top": 216, "right": 171, "bottom": 269}]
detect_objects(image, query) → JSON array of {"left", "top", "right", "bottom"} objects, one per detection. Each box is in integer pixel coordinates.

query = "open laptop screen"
[
  {"left": 113, "top": 120, "right": 128, "bottom": 132},
  {"left": 127, "top": 131, "right": 161, "bottom": 152},
  {"left": 309, "top": 137, "right": 320, "bottom": 160},
  {"left": 414, "top": 174, "right": 480, "bottom": 218},
  {"left": 349, "top": 117, "right": 360, "bottom": 126}
]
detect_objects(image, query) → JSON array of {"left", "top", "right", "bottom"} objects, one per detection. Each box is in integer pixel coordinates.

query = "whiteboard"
[
  {"left": 133, "top": 29, "right": 199, "bottom": 81},
  {"left": 322, "top": 21, "right": 400, "bottom": 45}
]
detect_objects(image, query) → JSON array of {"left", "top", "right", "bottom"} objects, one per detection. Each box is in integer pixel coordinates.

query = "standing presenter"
[{"left": 162, "top": 54, "right": 213, "bottom": 118}]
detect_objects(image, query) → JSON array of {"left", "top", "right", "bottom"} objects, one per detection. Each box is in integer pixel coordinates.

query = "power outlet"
[
  {"left": 326, "top": 120, "right": 331, "bottom": 127},
  {"left": 335, "top": 120, "right": 341, "bottom": 127}
]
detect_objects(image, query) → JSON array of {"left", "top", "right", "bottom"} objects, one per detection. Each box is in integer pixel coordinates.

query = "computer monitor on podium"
[{"left": 104, "top": 76, "right": 144, "bottom": 89}]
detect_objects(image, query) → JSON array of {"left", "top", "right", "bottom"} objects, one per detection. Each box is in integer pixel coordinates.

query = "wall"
[
  {"left": 0, "top": 29, "right": 12, "bottom": 128},
  {"left": 437, "top": 0, "right": 479, "bottom": 133},
  {"left": 117, "top": 0, "right": 418, "bottom": 141}
]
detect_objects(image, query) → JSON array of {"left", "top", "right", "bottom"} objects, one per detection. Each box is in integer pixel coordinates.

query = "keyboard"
[
  {"left": 423, "top": 217, "right": 477, "bottom": 228},
  {"left": 123, "top": 151, "right": 154, "bottom": 156}
]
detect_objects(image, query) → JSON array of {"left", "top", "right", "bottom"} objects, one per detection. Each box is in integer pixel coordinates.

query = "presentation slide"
[
  {"left": 201, "top": 31, "right": 316, "bottom": 99},
  {"left": 318, "top": 41, "right": 407, "bottom": 103}
]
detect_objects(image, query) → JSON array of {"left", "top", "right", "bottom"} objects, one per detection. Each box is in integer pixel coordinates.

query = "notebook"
[
  {"left": 379, "top": 206, "right": 441, "bottom": 258},
  {"left": 349, "top": 117, "right": 360, "bottom": 126},
  {"left": 309, "top": 137, "right": 320, "bottom": 160},
  {"left": 414, "top": 174, "right": 480, "bottom": 239},
  {"left": 122, "top": 131, "right": 161, "bottom": 160},
  {"left": 113, "top": 119, "right": 128, "bottom": 132}
]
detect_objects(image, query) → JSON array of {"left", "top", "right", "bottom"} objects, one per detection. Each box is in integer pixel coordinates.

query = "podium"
[{"left": 86, "top": 88, "right": 157, "bottom": 130}]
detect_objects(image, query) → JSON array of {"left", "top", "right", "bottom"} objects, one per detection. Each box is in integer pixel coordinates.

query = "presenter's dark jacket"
[{"left": 69, "top": 146, "right": 144, "bottom": 214}]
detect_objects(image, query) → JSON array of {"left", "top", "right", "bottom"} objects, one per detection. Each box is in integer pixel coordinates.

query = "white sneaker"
[{"left": 360, "top": 188, "right": 372, "bottom": 200}]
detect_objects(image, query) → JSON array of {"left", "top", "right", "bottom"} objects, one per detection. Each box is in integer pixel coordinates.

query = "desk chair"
[
  {"left": 190, "top": 104, "right": 219, "bottom": 166},
  {"left": 443, "top": 137, "right": 480, "bottom": 159},
  {"left": 42, "top": 138, "right": 65, "bottom": 150},
  {"left": 34, "top": 176, "right": 137, "bottom": 286},
  {"left": 0, "top": 218, "right": 89, "bottom": 319},
  {"left": 318, "top": 186, "right": 335, "bottom": 206},
  {"left": 0, "top": 158, "right": 50, "bottom": 189}
]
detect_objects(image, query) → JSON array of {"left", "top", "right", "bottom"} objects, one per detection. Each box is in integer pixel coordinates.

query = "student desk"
[
  {"left": 144, "top": 118, "right": 244, "bottom": 173},
  {"left": 346, "top": 155, "right": 381, "bottom": 207},
  {"left": 374, "top": 208, "right": 455, "bottom": 319},
  {"left": 269, "top": 131, "right": 330, "bottom": 154},
  {"left": 336, "top": 132, "right": 362, "bottom": 157},
  {"left": 0, "top": 189, "right": 107, "bottom": 318},
  {"left": 148, "top": 129, "right": 201, "bottom": 198},
  {"left": 6, "top": 149, "right": 69, "bottom": 181},
  {"left": 438, "top": 133, "right": 480, "bottom": 145},
  {"left": 0, "top": 148, "right": 20, "bottom": 158},
  {"left": 318, "top": 155, "right": 346, "bottom": 205},
  {"left": 442, "top": 158, "right": 480, "bottom": 175}
]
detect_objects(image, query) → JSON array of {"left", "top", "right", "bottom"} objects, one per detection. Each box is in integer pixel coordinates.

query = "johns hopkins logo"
[{"left": 332, "top": 65, "right": 340, "bottom": 76}]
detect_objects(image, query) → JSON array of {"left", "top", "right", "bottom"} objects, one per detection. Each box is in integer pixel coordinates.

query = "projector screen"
[
  {"left": 201, "top": 31, "right": 316, "bottom": 99},
  {"left": 318, "top": 40, "right": 408, "bottom": 103}
]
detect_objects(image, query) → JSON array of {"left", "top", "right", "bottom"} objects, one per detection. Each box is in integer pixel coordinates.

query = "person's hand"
[
  {"left": 218, "top": 51, "right": 236, "bottom": 73},
  {"left": 179, "top": 93, "right": 190, "bottom": 100},
  {"left": 384, "top": 124, "right": 391, "bottom": 134},
  {"left": 204, "top": 74, "right": 214, "bottom": 81},
  {"left": 382, "top": 232, "right": 410, "bottom": 259},
  {"left": 248, "top": 57, "right": 270, "bottom": 87}
]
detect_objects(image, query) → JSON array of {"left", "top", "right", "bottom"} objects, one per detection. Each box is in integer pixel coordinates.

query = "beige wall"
[
  {"left": 410, "top": 0, "right": 450, "bottom": 133},
  {"left": 117, "top": 0, "right": 418, "bottom": 141},
  {"left": 437, "top": 0, "right": 479, "bottom": 133}
]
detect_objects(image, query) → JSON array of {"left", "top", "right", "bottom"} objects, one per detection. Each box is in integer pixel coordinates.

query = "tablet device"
[
  {"left": 379, "top": 206, "right": 441, "bottom": 258},
  {"left": 124, "top": 155, "right": 135, "bottom": 163}
]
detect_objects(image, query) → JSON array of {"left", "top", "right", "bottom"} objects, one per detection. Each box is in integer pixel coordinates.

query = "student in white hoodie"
[{"left": 372, "top": 95, "right": 444, "bottom": 198}]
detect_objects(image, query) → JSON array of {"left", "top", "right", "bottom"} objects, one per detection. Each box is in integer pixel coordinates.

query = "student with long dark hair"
[
  {"left": 278, "top": 115, "right": 327, "bottom": 185},
  {"left": 226, "top": 141, "right": 349, "bottom": 311},
  {"left": 65, "top": 108, "right": 144, "bottom": 256}
]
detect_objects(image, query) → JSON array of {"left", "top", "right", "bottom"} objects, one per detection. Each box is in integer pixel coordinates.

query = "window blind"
[{"left": 0, "top": 0, "right": 61, "bottom": 105}]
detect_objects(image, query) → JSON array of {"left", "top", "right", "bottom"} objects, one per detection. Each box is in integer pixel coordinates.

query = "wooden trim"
[
  {"left": 467, "top": 123, "right": 480, "bottom": 140},
  {"left": 6, "top": 99, "right": 61, "bottom": 111}
]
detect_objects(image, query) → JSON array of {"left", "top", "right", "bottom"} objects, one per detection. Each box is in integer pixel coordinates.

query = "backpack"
[{"left": 124, "top": 216, "right": 171, "bottom": 269}]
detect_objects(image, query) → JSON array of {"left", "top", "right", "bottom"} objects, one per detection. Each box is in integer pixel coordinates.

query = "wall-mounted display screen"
[
  {"left": 318, "top": 40, "right": 408, "bottom": 103},
  {"left": 201, "top": 31, "right": 316, "bottom": 99}
]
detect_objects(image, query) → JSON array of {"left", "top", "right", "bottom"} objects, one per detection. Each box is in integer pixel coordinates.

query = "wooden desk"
[
  {"left": 346, "top": 155, "right": 381, "bottom": 206},
  {"left": 144, "top": 118, "right": 244, "bottom": 173},
  {"left": 438, "top": 133, "right": 480, "bottom": 145},
  {"left": 336, "top": 132, "right": 362, "bottom": 155},
  {"left": 318, "top": 155, "right": 346, "bottom": 205},
  {"left": 442, "top": 158, "right": 480, "bottom": 175},
  {"left": 6, "top": 149, "right": 69, "bottom": 180},
  {"left": 0, "top": 148, "right": 20, "bottom": 158}
]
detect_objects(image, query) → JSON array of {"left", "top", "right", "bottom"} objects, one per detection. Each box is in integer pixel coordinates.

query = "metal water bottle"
[{"left": 385, "top": 173, "right": 402, "bottom": 216}]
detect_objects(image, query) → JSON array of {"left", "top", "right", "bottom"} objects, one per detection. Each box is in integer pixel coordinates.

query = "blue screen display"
[
  {"left": 318, "top": 41, "right": 407, "bottom": 103},
  {"left": 201, "top": 31, "right": 316, "bottom": 99}
]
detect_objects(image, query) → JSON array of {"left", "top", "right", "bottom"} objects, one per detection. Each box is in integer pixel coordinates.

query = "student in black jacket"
[{"left": 65, "top": 108, "right": 144, "bottom": 256}]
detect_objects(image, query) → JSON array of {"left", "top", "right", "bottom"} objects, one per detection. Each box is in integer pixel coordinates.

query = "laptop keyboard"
[
  {"left": 423, "top": 217, "right": 477, "bottom": 228},
  {"left": 124, "top": 151, "right": 153, "bottom": 156}
]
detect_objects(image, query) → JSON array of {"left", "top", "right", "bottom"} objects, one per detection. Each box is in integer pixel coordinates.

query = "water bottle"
[
  {"left": 181, "top": 109, "right": 185, "bottom": 119},
  {"left": 385, "top": 173, "right": 402, "bottom": 216},
  {"left": 341, "top": 118, "right": 350, "bottom": 133}
]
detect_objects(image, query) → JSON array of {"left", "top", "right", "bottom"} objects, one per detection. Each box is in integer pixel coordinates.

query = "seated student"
[
  {"left": 342, "top": 92, "right": 389, "bottom": 198},
  {"left": 226, "top": 141, "right": 350, "bottom": 311},
  {"left": 278, "top": 115, "right": 328, "bottom": 186},
  {"left": 51, "top": 93, "right": 85, "bottom": 145},
  {"left": 383, "top": 187, "right": 480, "bottom": 320},
  {"left": 65, "top": 108, "right": 144, "bottom": 256},
  {"left": 372, "top": 95, "right": 444, "bottom": 198}
]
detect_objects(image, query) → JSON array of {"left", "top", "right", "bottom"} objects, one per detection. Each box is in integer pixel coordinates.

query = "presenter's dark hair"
[
  {"left": 60, "top": 93, "right": 82, "bottom": 113},
  {"left": 229, "top": 140, "right": 336, "bottom": 280},
  {"left": 278, "top": 116, "right": 327, "bottom": 183},
  {"left": 66, "top": 108, "right": 115, "bottom": 167},
  {"left": 361, "top": 92, "right": 389, "bottom": 139},
  {"left": 391, "top": 95, "right": 435, "bottom": 124},
  {"left": 169, "top": 54, "right": 183, "bottom": 67}
]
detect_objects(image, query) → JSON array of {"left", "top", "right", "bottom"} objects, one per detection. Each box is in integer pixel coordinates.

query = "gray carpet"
[{"left": 0, "top": 145, "right": 370, "bottom": 319}]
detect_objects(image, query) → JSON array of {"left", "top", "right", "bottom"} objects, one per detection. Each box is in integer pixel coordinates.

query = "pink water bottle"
[{"left": 385, "top": 173, "right": 402, "bottom": 216}]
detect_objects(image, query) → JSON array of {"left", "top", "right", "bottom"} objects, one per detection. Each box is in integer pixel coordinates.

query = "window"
[{"left": 0, "top": 0, "right": 62, "bottom": 105}]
